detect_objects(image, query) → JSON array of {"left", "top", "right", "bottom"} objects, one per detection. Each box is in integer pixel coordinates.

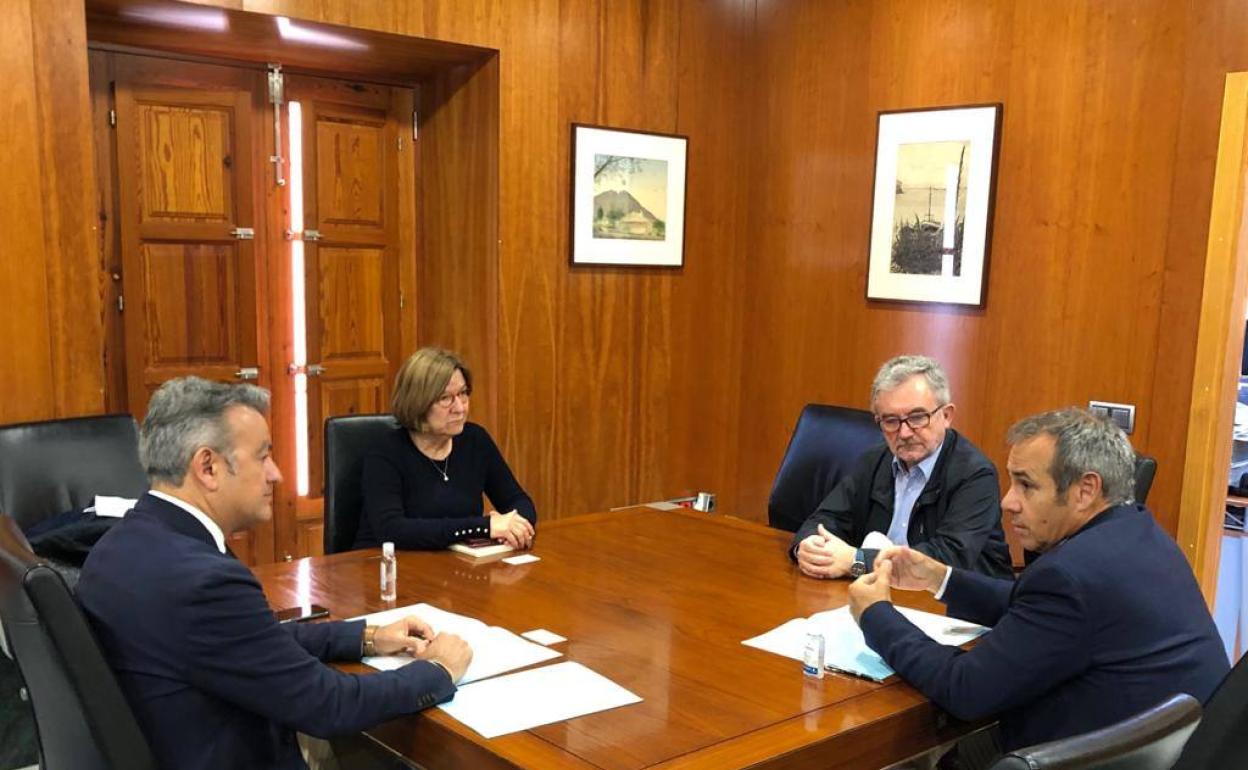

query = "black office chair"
[
  {"left": 988, "top": 693, "right": 1200, "bottom": 770},
  {"left": 323, "top": 414, "right": 399, "bottom": 554},
  {"left": 0, "top": 515, "right": 156, "bottom": 770},
  {"left": 767, "top": 404, "right": 883, "bottom": 532},
  {"left": 1170, "top": 651, "right": 1248, "bottom": 768},
  {"left": 0, "top": 414, "right": 148, "bottom": 533},
  {"left": 1133, "top": 452, "right": 1157, "bottom": 506}
]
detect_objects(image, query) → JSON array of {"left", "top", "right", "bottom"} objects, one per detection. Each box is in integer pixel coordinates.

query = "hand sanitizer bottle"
[{"left": 380, "top": 541, "right": 397, "bottom": 602}]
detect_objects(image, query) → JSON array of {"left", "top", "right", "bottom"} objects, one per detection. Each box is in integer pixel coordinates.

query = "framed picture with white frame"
[
  {"left": 570, "top": 123, "right": 688, "bottom": 268},
  {"left": 866, "top": 103, "right": 1002, "bottom": 306}
]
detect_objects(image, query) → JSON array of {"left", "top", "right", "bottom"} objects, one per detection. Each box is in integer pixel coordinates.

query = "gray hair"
[
  {"left": 870, "top": 355, "right": 951, "bottom": 407},
  {"left": 140, "top": 376, "right": 270, "bottom": 486},
  {"left": 1006, "top": 408, "right": 1135, "bottom": 505}
]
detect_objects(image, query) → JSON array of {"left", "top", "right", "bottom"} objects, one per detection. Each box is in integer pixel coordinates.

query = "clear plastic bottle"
[{"left": 380, "top": 541, "right": 397, "bottom": 602}]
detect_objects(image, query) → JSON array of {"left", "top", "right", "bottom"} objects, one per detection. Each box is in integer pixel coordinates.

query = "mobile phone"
[{"left": 274, "top": 604, "right": 331, "bottom": 624}]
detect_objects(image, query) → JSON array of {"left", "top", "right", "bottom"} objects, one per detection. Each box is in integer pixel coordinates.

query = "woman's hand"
[{"left": 489, "top": 509, "right": 534, "bottom": 549}]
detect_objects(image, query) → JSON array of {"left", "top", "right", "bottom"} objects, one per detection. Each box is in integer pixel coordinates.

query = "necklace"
[{"left": 427, "top": 455, "right": 449, "bottom": 482}]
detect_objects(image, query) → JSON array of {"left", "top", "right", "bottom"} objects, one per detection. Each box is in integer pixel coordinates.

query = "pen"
[{"left": 824, "top": 664, "right": 888, "bottom": 683}]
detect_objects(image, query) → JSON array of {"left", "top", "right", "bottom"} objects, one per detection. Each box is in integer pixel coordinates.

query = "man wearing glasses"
[{"left": 790, "top": 355, "right": 1013, "bottom": 580}]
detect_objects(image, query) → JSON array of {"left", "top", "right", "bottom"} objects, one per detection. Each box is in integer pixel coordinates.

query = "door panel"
[
  {"left": 111, "top": 54, "right": 271, "bottom": 564},
  {"left": 289, "top": 76, "right": 404, "bottom": 515},
  {"left": 115, "top": 57, "right": 263, "bottom": 411},
  {"left": 143, "top": 243, "right": 239, "bottom": 366}
]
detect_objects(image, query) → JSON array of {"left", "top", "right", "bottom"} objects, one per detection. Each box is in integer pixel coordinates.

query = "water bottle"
[{"left": 380, "top": 541, "right": 397, "bottom": 602}]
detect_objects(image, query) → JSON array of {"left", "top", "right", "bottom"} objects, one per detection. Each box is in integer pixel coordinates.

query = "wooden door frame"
[
  {"left": 1179, "top": 72, "right": 1248, "bottom": 605},
  {"left": 85, "top": 3, "right": 500, "bottom": 563}
]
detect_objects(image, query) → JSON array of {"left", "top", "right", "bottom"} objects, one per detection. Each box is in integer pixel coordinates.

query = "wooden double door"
[{"left": 94, "top": 53, "right": 415, "bottom": 563}]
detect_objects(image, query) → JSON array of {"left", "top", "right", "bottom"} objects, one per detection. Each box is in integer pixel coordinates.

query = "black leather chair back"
[
  {"left": 0, "top": 415, "right": 148, "bottom": 532},
  {"left": 0, "top": 515, "right": 156, "bottom": 770},
  {"left": 1171, "top": 651, "right": 1248, "bottom": 768},
  {"left": 989, "top": 693, "right": 1200, "bottom": 770},
  {"left": 1133, "top": 452, "right": 1157, "bottom": 506},
  {"left": 767, "top": 404, "right": 883, "bottom": 532},
  {"left": 324, "top": 414, "right": 399, "bottom": 554}
]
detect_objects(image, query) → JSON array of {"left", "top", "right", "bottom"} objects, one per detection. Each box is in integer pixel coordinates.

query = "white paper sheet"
[
  {"left": 90, "top": 495, "right": 137, "bottom": 518},
  {"left": 520, "top": 628, "right": 566, "bottom": 646},
  {"left": 502, "top": 553, "right": 540, "bottom": 565},
  {"left": 861, "top": 531, "right": 894, "bottom": 551},
  {"left": 742, "top": 605, "right": 986, "bottom": 681},
  {"left": 353, "top": 603, "right": 561, "bottom": 684},
  {"left": 438, "top": 661, "right": 642, "bottom": 738}
]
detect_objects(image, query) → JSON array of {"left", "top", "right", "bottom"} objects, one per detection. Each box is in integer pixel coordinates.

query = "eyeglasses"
[
  {"left": 875, "top": 406, "right": 946, "bottom": 434},
  {"left": 433, "top": 388, "right": 471, "bottom": 409}
]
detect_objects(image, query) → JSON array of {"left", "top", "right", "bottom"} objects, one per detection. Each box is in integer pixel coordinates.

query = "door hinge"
[
  {"left": 398, "top": 135, "right": 403, "bottom": 152},
  {"left": 286, "top": 363, "right": 326, "bottom": 376},
  {"left": 108, "top": 109, "right": 116, "bottom": 127},
  {"left": 116, "top": 295, "right": 124, "bottom": 312},
  {"left": 235, "top": 367, "right": 260, "bottom": 381},
  {"left": 303, "top": 229, "right": 321, "bottom": 241},
  {"left": 230, "top": 227, "right": 255, "bottom": 240},
  {"left": 399, "top": 290, "right": 404, "bottom": 310},
  {"left": 412, "top": 107, "right": 418, "bottom": 140}
]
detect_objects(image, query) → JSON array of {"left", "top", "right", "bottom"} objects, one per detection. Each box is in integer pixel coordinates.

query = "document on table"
[
  {"left": 352, "top": 603, "right": 561, "bottom": 684},
  {"left": 438, "top": 661, "right": 642, "bottom": 738},
  {"left": 742, "top": 605, "right": 987, "bottom": 682}
]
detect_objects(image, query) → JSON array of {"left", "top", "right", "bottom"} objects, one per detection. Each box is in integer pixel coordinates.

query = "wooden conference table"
[{"left": 253, "top": 508, "right": 973, "bottom": 770}]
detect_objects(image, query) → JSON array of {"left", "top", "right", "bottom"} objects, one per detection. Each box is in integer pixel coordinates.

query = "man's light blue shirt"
[{"left": 887, "top": 442, "right": 944, "bottom": 546}]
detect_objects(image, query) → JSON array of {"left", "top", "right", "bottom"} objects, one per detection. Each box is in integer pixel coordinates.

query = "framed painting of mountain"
[
  {"left": 866, "top": 103, "right": 1002, "bottom": 306},
  {"left": 570, "top": 124, "right": 688, "bottom": 267}
]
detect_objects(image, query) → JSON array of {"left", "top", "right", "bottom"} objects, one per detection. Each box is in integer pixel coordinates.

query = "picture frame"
[
  {"left": 866, "top": 104, "right": 1002, "bottom": 306},
  {"left": 570, "top": 123, "right": 688, "bottom": 268}
]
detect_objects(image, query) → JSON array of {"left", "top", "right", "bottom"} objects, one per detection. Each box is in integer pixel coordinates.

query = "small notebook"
[{"left": 449, "top": 538, "right": 515, "bottom": 558}]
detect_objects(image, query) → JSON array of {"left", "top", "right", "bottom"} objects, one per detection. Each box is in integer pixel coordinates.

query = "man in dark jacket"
[
  {"left": 78, "top": 377, "right": 472, "bottom": 770},
  {"left": 848, "top": 408, "right": 1228, "bottom": 753},
  {"left": 790, "top": 355, "right": 1012, "bottom": 580}
]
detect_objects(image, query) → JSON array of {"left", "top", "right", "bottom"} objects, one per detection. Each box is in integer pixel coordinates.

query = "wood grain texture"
[
  {"left": 739, "top": 0, "right": 1198, "bottom": 555},
  {"left": 3, "top": 0, "right": 1246, "bottom": 584},
  {"left": 0, "top": 0, "right": 106, "bottom": 425},
  {"left": 31, "top": 0, "right": 109, "bottom": 418},
  {"left": 253, "top": 509, "right": 972, "bottom": 770},
  {"left": 1177, "top": 74, "right": 1248, "bottom": 602}
]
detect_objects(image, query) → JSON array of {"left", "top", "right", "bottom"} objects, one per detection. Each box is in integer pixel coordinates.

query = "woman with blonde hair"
[{"left": 354, "top": 347, "right": 536, "bottom": 550}]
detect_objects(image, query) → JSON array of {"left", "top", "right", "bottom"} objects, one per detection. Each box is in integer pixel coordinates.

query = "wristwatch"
[{"left": 849, "top": 548, "right": 867, "bottom": 578}]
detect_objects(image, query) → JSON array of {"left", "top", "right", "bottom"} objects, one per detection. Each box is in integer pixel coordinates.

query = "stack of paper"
[
  {"left": 438, "top": 661, "right": 642, "bottom": 738},
  {"left": 742, "top": 605, "right": 986, "bottom": 681},
  {"left": 352, "top": 603, "right": 561, "bottom": 684}
]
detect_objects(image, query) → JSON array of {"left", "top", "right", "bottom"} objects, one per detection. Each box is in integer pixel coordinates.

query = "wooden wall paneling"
[
  {"left": 495, "top": 0, "right": 561, "bottom": 519},
  {"left": 417, "top": 57, "right": 500, "bottom": 435},
  {"left": 736, "top": 0, "right": 1195, "bottom": 539},
  {"left": 0, "top": 0, "right": 59, "bottom": 425},
  {"left": 1177, "top": 73, "right": 1248, "bottom": 603},
  {"left": 734, "top": 0, "right": 877, "bottom": 521},
  {"left": 32, "top": 0, "right": 109, "bottom": 418},
  {"left": 1154, "top": 0, "right": 1248, "bottom": 543},
  {"left": 554, "top": 0, "right": 645, "bottom": 515},
  {"left": 614, "top": 0, "right": 681, "bottom": 508},
  {"left": 982, "top": 0, "right": 1188, "bottom": 534},
  {"left": 635, "top": 0, "right": 751, "bottom": 512}
]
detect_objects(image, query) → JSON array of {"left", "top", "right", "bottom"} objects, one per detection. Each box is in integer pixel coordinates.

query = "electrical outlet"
[{"left": 1088, "top": 400, "right": 1135, "bottom": 434}]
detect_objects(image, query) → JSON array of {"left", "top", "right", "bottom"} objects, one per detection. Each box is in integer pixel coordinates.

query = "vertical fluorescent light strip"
[{"left": 289, "top": 101, "right": 310, "bottom": 497}]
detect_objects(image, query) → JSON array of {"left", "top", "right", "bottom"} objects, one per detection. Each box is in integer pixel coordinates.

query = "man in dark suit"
[
  {"left": 848, "top": 408, "right": 1229, "bottom": 753},
  {"left": 77, "top": 377, "right": 472, "bottom": 770},
  {"left": 791, "top": 355, "right": 1012, "bottom": 580}
]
